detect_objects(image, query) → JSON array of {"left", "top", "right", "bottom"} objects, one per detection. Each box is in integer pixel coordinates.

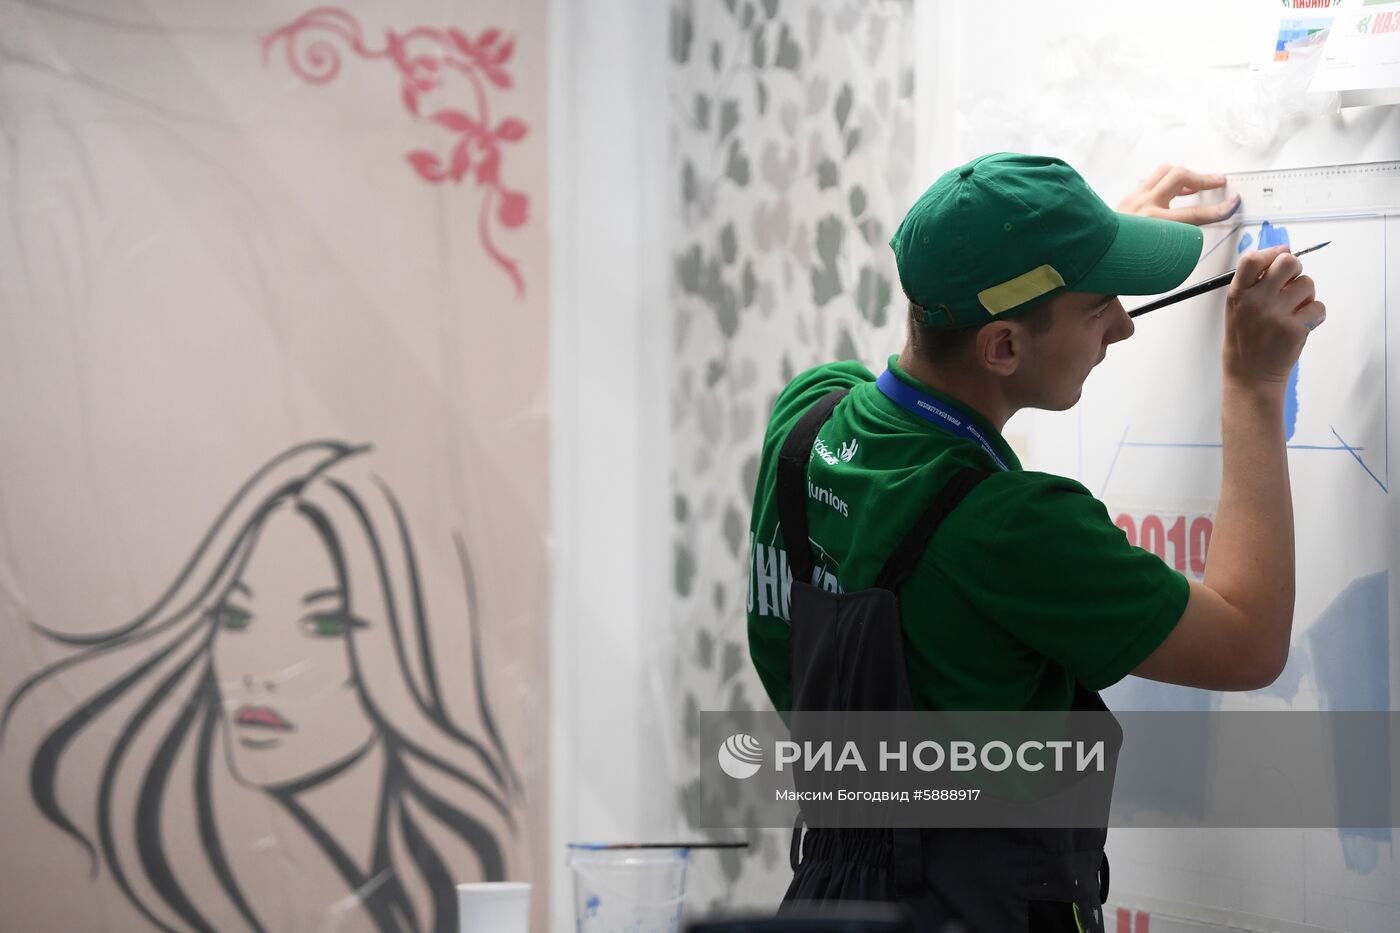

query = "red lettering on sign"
[
  {"left": 1112, "top": 909, "right": 1153, "bottom": 933},
  {"left": 1140, "top": 515, "right": 1166, "bottom": 564},
  {"left": 1114, "top": 510, "right": 1215, "bottom": 579},
  {"left": 1166, "top": 516, "right": 1187, "bottom": 573},
  {"left": 1189, "top": 517, "right": 1212, "bottom": 576}
]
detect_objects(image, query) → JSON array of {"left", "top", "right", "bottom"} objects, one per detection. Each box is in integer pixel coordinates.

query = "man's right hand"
[{"left": 1222, "top": 244, "right": 1326, "bottom": 389}]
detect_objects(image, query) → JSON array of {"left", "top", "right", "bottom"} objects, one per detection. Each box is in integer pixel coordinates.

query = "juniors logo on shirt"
[{"left": 807, "top": 480, "right": 850, "bottom": 517}]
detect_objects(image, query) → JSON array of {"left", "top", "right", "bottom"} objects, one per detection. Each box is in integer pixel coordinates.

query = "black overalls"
[{"left": 775, "top": 391, "right": 1115, "bottom": 933}]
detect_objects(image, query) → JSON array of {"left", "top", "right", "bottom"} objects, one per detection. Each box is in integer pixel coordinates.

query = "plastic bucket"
[
  {"left": 566, "top": 845, "right": 690, "bottom": 933},
  {"left": 456, "top": 881, "right": 530, "bottom": 933}
]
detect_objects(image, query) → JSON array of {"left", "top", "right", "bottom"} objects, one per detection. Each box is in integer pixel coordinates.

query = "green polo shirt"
[{"left": 746, "top": 356, "right": 1188, "bottom": 712}]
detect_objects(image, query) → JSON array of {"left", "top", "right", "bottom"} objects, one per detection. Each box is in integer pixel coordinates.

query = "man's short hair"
[{"left": 907, "top": 299, "right": 1056, "bottom": 366}]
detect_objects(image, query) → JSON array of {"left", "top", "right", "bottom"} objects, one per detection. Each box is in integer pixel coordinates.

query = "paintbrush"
[{"left": 1127, "top": 241, "right": 1330, "bottom": 318}]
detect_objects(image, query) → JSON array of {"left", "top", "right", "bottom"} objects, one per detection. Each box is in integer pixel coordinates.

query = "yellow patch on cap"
[{"left": 977, "top": 264, "right": 1065, "bottom": 315}]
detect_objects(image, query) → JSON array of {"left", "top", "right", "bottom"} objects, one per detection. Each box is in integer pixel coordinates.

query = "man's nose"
[{"left": 1107, "top": 300, "right": 1134, "bottom": 343}]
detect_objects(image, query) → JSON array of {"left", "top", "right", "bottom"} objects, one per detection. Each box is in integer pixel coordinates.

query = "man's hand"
[
  {"left": 1118, "top": 164, "right": 1241, "bottom": 226},
  {"left": 1222, "top": 245, "right": 1326, "bottom": 388}
]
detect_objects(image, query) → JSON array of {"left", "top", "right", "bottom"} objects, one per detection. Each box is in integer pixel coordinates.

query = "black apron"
[{"left": 774, "top": 390, "right": 1115, "bottom": 933}]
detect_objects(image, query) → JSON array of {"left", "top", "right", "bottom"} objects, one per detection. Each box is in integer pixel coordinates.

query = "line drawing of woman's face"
[
  {"left": 6, "top": 442, "right": 520, "bottom": 931},
  {"left": 211, "top": 502, "right": 376, "bottom": 788}
]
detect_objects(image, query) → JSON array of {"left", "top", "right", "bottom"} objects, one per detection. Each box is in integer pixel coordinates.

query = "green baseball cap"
[{"left": 890, "top": 152, "right": 1204, "bottom": 328}]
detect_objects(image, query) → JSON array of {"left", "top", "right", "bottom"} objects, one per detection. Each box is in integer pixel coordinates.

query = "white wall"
[{"left": 548, "top": 0, "right": 676, "bottom": 930}]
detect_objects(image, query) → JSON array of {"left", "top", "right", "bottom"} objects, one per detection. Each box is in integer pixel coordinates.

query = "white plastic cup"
[
  {"left": 456, "top": 881, "right": 530, "bottom": 933},
  {"left": 567, "top": 845, "right": 689, "bottom": 933}
]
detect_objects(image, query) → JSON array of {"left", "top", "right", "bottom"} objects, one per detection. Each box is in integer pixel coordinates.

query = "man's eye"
[
  {"left": 301, "top": 613, "right": 365, "bottom": 638},
  {"left": 213, "top": 606, "right": 252, "bottom": 631}
]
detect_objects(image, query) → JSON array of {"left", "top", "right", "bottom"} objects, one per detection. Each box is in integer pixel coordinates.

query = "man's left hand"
[{"left": 1118, "top": 164, "right": 1241, "bottom": 226}]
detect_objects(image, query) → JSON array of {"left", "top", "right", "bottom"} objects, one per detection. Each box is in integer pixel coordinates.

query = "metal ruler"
[{"left": 1223, "top": 159, "right": 1400, "bottom": 222}]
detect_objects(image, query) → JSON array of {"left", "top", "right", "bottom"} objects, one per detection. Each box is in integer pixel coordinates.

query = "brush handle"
[
  {"left": 1127, "top": 270, "right": 1233, "bottom": 318},
  {"left": 1127, "top": 241, "right": 1328, "bottom": 319}
]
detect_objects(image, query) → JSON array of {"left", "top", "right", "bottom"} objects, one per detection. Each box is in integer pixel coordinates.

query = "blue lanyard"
[{"left": 875, "top": 369, "right": 1010, "bottom": 471}]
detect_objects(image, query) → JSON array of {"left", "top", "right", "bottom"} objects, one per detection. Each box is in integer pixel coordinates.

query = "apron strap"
[
  {"left": 869, "top": 465, "right": 988, "bottom": 900},
  {"left": 776, "top": 390, "right": 849, "bottom": 585},
  {"left": 872, "top": 467, "right": 989, "bottom": 591}
]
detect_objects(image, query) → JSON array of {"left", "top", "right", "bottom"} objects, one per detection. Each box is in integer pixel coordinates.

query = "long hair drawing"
[{"left": 2, "top": 440, "right": 522, "bottom": 932}]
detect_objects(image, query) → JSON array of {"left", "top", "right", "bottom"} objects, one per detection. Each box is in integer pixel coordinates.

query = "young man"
[{"left": 746, "top": 153, "right": 1323, "bottom": 930}]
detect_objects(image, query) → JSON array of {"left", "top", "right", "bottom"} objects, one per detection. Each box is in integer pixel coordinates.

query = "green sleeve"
[{"left": 946, "top": 472, "right": 1190, "bottom": 691}]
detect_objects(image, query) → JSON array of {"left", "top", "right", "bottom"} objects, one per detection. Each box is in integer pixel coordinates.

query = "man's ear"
[{"left": 977, "top": 322, "right": 1021, "bottom": 377}]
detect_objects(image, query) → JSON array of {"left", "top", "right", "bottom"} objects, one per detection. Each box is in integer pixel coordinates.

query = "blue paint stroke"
[
  {"left": 1097, "top": 425, "right": 1130, "bottom": 498},
  {"left": 1330, "top": 427, "right": 1387, "bottom": 493},
  {"left": 1310, "top": 572, "right": 1389, "bottom": 711},
  {"left": 1257, "top": 220, "right": 1290, "bottom": 251},
  {"left": 1308, "top": 572, "right": 1390, "bottom": 872},
  {"left": 1237, "top": 231, "right": 1254, "bottom": 253},
  {"left": 1284, "top": 363, "right": 1300, "bottom": 441},
  {"left": 1203, "top": 222, "right": 1244, "bottom": 264},
  {"left": 1120, "top": 442, "right": 1363, "bottom": 452},
  {"left": 1255, "top": 222, "right": 1301, "bottom": 441}
]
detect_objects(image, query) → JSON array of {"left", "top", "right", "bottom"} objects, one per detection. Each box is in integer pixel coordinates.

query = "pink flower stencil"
[{"left": 263, "top": 7, "right": 531, "bottom": 295}]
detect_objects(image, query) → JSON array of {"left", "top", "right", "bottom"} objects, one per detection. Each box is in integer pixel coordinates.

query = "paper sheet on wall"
[
  {"left": 1310, "top": 0, "right": 1400, "bottom": 103},
  {"left": 1251, "top": 0, "right": 1340, "bottom": 72}
]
